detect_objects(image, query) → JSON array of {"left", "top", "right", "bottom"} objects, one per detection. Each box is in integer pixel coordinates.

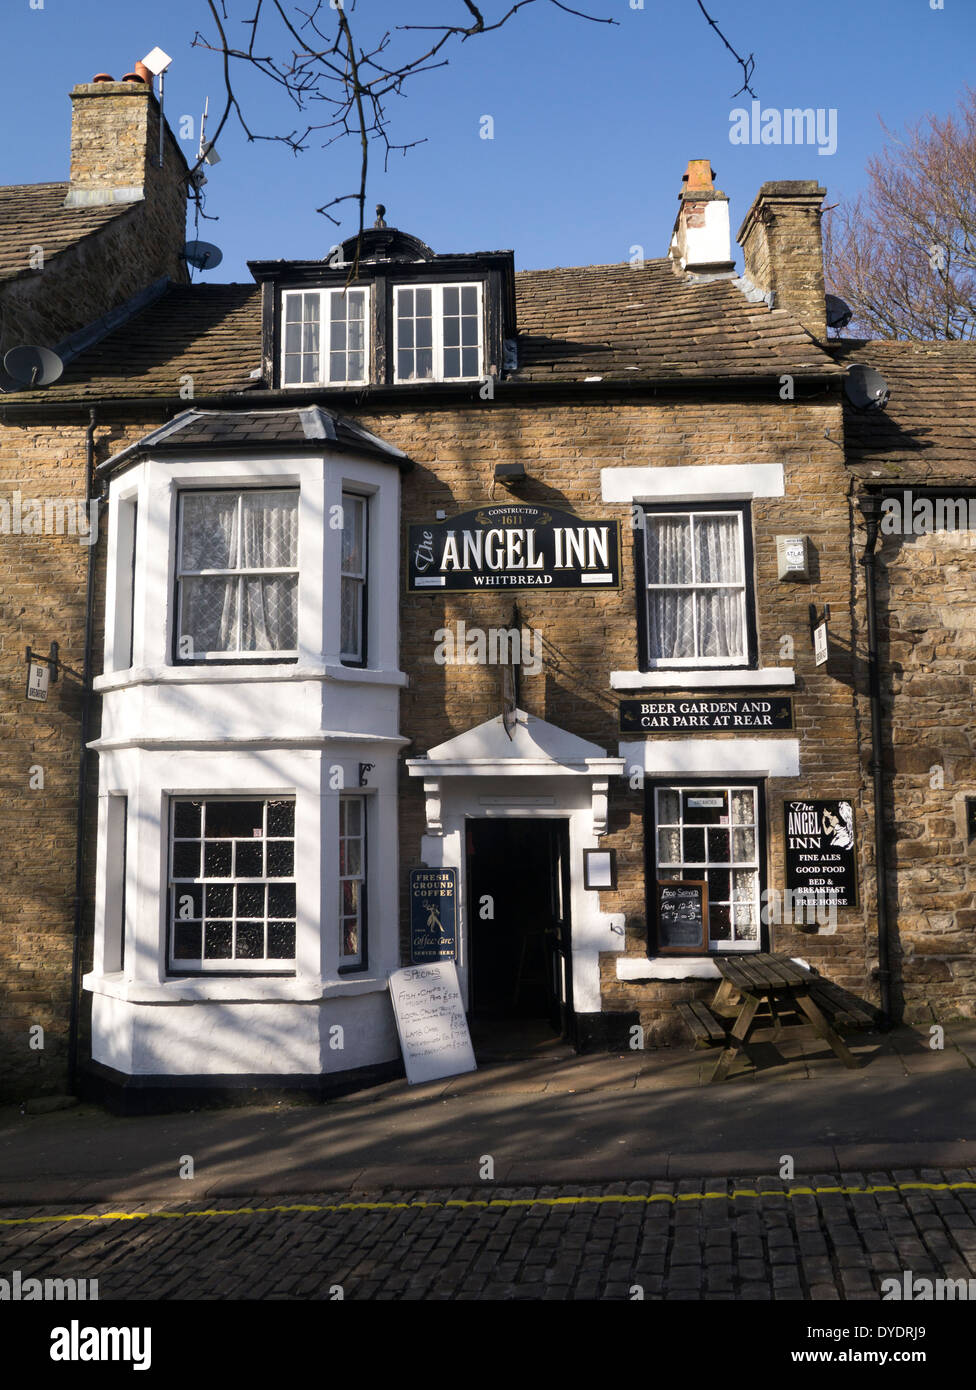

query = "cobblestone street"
[{"left": 3, "top": 1171, "right": 976, "bottom": 1301}]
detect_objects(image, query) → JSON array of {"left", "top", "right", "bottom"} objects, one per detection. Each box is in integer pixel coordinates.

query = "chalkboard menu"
[
  {"left": 784, "top": 800, "right": 858, "bottom": 908},
  {"left": 656, "top": 879, "right": 709, "bottom": 955},
  {"left": 388, "top": 961, "right": 477, "bottom": 1085}
]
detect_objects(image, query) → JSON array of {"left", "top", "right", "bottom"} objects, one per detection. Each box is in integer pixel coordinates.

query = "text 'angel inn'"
[{"left": 2, "top": 67, "right": 976, "bottom": 1106}]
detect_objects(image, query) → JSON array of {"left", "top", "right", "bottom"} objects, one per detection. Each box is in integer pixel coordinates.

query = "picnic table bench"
[{"left": 677, "top": 952, "right": 872, "bottom": 1083}]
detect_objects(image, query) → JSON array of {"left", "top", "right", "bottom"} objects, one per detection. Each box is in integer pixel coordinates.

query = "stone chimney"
[
  {"left": 64, "top": 72, "right": 190, "bottom": 285},
  {"left": 736, "top": 181, "right": 827, "bottom": 343},
  {"left": 669, "top": 160, "right": 734, "bottom": 277}
]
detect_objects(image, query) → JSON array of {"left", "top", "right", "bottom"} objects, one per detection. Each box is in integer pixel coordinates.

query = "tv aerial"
[
  {"left": 197, "top": 96, "right": 221, "bottom": 167},
  {"left": 183, "top": 240, "right": 223, "bottom": 272},
  {"left": 3, "top": 345, "right": 65, "bottom": 388},
  {"left": 844, "top": 363, "right": 890, "bottom": 412},
  {"left": 825, "top": 294, "right": 853, "bottom": 331}
]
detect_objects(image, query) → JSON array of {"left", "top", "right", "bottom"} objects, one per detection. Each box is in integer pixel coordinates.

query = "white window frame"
[
  {"left": 281, "top": 286, "right": 370, "bottom": 387},
  {"left": 653, "top": 783, "right": 761, "bottom": 953},
  {"left": 176, "top": 487, "right": 299, "bottom": 662},
  {"left": 393, "top": 281, "right": 484, "bottom": 383},
  {"left": 168, "top": 795, "right": 298, "bottom": 974},
  {"left": 338, "top": 793, "right": 368, "bottom": 972},
  {"left": 340, "top": 492, "right": 368, "bottom": 665},
  {"left": 642, "top": 506, "right": 750, "bottom": 668}
]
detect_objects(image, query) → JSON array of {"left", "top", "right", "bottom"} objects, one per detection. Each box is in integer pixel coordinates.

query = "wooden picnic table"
[{"left": 706, "top": 951, "right": 860, "bottom": 1084}]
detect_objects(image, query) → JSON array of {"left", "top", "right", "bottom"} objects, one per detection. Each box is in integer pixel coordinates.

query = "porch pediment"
[{"left": 406, "top": 709, "right": 624, "bottom": 835}]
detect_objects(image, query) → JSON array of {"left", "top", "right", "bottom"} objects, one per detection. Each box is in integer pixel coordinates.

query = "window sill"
[
  {"left": 95, "top": 663, "right": 409, "bottom": 692},
  {"left": 83, "top": 970, "right": 390, "bottom": 1004},
  {"left": 610, "top": 668, "right": 795, "bottom": 690},
  {"left": 616, "top": 957, "right": 721, "bottom": 981}
]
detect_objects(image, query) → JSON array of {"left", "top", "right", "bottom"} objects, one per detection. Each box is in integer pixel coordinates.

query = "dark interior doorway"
[{"left": 466, "top": 818, "right": 573, "bottom": 1041}]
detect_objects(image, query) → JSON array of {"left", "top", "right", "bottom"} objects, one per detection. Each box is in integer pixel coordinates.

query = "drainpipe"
[
  {"left": 67, "top": 407, "right": 100, "bottom": 1093},
  {"left": 858, "top": 490, "right": 892, "bottom": 1027}
]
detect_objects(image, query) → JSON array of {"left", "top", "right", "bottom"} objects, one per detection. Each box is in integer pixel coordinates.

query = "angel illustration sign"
[
  {"left": 784, "top": 800, "right": 858, "bottom": 908},
  {"left": 410, "top": 868, "right": 458, "bottom": 962}
]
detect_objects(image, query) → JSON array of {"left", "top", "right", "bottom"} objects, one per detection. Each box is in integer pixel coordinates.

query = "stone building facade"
[{"left": 1, "top": 70, "right": 974, "bottom": 1104}]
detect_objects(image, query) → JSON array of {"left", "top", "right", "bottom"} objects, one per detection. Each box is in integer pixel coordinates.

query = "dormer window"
[
  {"left": 253, "top": 227, "right": 514, "bottom": 391},
  {"left": 282, "top": 287, "right": 369, "bottom": 386},
  {"left": 394, "top": 283, "right": 483, "bottom": 382}
]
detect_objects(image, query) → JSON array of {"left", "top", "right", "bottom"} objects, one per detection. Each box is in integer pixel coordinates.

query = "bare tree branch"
[
  {"left": 189, "top": 0, "right": 756, "bottom": 258},
  {"left": 695, "top": 0, "right": 756, "bottom": 99},
  {"left": 825, "top": 88, "right": 976, "bottom": 341}
]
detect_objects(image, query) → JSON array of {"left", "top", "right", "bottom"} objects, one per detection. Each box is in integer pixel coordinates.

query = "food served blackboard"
[{"left": 656, "top": 879, "right": 709, "bottom": 955}]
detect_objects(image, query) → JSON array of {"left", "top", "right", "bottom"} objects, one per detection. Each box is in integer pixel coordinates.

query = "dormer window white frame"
[
  {"left": 393, "top": 282, "right": 484, "bottom": 383},
  {"left": 281, "top": 286, "right": 370, "bottom": 387}
]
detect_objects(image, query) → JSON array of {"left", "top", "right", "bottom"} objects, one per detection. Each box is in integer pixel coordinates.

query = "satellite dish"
[
  {"left": 3, "top": 345, "right": 64, "bottom": 388},
  {"left": 825, "top": 294, "right": 853, "bottom": 330},
  {"left": 183, "top": 240, "right": 223, "bottom": 271},
  {"left": 844, "top": 363, "right": 890, "bottom": 412}
]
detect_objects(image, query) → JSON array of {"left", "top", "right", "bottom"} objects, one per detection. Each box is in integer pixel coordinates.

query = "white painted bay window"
[
  {"left": 340, "top": 493, "right": 367, "bottom": 664},
  {"left": 282, "top": 288, "right": 369, "bottom": 386},
  {"left": 169, "top": 796, "right": 297, "bottom": 972},
  {"left": 176, "top": 489, "right": 299, "bottom": 660},
  {"left": 339, "top": 794, "right": 367, "bottom": 971},
  {"left": 394, "top": 283, "right": 483, "bottom": 382},
  {"left": 642, "top": 505, "right": 751, "bottom": 667}
]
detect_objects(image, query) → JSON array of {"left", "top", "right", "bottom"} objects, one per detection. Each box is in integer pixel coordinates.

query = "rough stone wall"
[
  {"left": 0, "top": 415, "right": 159, "bottom": 1100},
  {"left": 865, "top": 522, "right": 976, "bottom": 1024}
]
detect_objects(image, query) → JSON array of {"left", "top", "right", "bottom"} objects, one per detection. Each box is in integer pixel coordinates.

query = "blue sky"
[{"left": 1, "top": 0, "right": 973, "bottom": 280}]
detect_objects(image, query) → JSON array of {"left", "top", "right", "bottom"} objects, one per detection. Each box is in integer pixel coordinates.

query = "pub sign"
[
  {"left": 784, "top": 800, "right": 858, "bottom": 908},
  {"left": 410, "top": 868, "right": 459, "bottom": 963},
  {"left": 407, "top": 504, "right": 621, "bottom": 592}
]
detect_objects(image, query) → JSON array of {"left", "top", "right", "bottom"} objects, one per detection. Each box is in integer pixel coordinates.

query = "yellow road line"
[{"left": 0, "top": 1179, "right": 974, "bottom": 1228}]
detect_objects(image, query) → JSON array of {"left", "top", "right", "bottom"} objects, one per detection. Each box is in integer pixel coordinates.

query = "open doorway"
[{"left": 466, "top": 818, "right": 574, "bottom": 1048}]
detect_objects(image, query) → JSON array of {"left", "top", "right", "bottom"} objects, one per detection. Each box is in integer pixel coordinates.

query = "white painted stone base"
[{"left": 90, "top": 989, "right": 400, "bottom": 1077}]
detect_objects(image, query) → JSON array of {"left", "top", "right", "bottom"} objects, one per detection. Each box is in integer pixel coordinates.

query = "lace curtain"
[
  {"left": 181, "top": 492, "right": 298, "bottom": 654},
  {"left": 646, "top": 513, "right": 743, "bottom": 660}
]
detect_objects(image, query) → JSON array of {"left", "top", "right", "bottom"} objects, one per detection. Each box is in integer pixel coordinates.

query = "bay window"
[
  {"left": 339, "top": 794, "right": 367, "bottom": 971},
  {"left": 176, "top": 489, "right": 299, "bottom": 661},
  {"left": 340, "top": 493, "right": 367, "bottom": 664},
  {"left": 168, "top": 796, "right": 297, "bottom": 972},
  {"left": 640, "top": 503, "right": 753, "bottom": 667}
]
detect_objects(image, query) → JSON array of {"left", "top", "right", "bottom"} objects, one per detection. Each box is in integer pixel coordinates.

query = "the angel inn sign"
[{"left": 407, "top": 504, "right": 621, "bottom": 592}]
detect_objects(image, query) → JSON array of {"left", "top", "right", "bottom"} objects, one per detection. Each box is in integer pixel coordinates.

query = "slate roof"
[
  {"left": 0, "top": 182, "right": 133, "bottom": 285},
  {"left": 513, "top": 261, "right": 842, "bottom": 381},
  {"left": 831, "top": 339, "right": 976, "bottom": 483},
  {"left": 98, "top": 406, "right": 411, "bottom": 473},
  {"left": 0, "top": 254, "right": 845, "bottom": 404},
  {"left": 14, "top": 283, "right": 262, "bottom": 402}
]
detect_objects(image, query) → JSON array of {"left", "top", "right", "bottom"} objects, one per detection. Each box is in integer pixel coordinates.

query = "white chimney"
[{"left": 669, "top": 159, "right": 734, "bottom": 276}]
